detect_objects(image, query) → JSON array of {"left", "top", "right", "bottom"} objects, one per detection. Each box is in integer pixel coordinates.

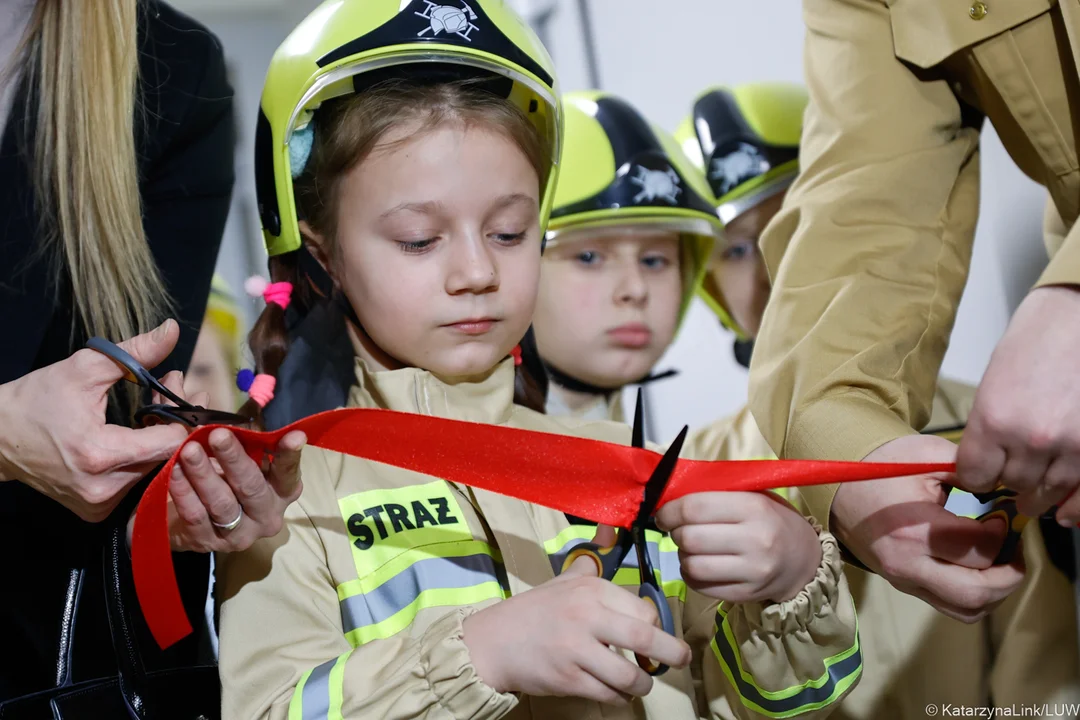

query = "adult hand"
[
  {"left": 833, "top": 434, "right": 1025, "bottom": 623},
  {"left": 126, "top": 370, "right": 305, "bottom": 553},
  {"left": 0, "top": 320, "right": 188, "bottom": 522},
  {"left": 957, "top": 285, "right": 1080, "bottom": 523}
]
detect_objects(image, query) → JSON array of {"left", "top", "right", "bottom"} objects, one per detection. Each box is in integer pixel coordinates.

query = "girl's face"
[
  {"left": 309, "top": 122, "right": 542, "bottom": 378},
  {"left": 706, "top": 189, "right": 785, "bottom": 338},
  {"left": 533, "top": 228, "right": 682, "bottom": 389}
]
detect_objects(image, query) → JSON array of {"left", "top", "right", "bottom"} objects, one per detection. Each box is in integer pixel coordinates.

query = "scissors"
[
  {"left": 560, "top": 390, "right": 689, "bottom": 676},
  {"left": 86, "top": 336, "right": 253, "bottom": 429},
  {"left": 966, "top": 486, "right": 1058, "bottom": 565},
  {"left": 924, "top": 425, "right": 1055, "bottom": 565}
]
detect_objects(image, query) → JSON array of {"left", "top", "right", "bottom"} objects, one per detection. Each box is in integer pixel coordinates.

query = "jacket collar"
[{"left": 347, "top": 357, "right": 517, "bottom": 426}]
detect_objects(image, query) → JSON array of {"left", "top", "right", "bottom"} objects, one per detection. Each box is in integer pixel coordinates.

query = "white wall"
[
  {"left": 177, "top": 0, "right": 1051, "bottom": 445},
  {"left": 540, "top": 0, "right": 1050, "bottom": 444}
]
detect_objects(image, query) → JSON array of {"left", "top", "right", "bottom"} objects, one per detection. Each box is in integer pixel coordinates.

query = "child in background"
[
  {"left": 184, "top": 274, "right": 243, "bottom": 412},
  {"left": 678, "top": 81, "right": 1080, "bottom": 716},
  {"left": 531, "top": 91, "right": 713, "bottom": 424},
  {"left": 216, "top": 4, "right": 860, "bottom": 719}
]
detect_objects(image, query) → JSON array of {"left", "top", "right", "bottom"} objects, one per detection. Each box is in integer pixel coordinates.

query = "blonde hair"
[{"left": 21, "top": 0, "right": 170, "bottom": 343}]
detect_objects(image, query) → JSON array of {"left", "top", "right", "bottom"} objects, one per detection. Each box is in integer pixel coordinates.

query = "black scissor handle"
[
  {"left": 86, "top": 336, "right": 191, "bottom": 409},
  {"left": 134, "top": 404, "right": 252, "bottom": 429},
  {"left": 635, "top": 583, "right": 675, "bottom": 676}
]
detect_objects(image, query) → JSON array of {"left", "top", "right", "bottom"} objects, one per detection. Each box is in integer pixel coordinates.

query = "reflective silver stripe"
[
  {"left": 340, "top": 553, "right": 503, "bottom": 634},
  {"left": 548, "top": 537, "right": 681, "bottom": 582},
  {"left": 713, "top": 617, "right": 863, "bottom": 717},
  {"left": 299, "top": 657, "right": 335, "bottom": 720},
  {"left": 658, "top": 548, "right": 682, "bottom": 583}
]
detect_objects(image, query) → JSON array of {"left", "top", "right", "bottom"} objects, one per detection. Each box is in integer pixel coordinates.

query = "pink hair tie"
[
  {"left": 263, "top": 282, "right": 293, "bottom": 309},
  {"left": 247, "top": 374, "right": 277, "bottom": 408},
  {"left": 244, "top": 275, "right": 293, "bottom": 309}
]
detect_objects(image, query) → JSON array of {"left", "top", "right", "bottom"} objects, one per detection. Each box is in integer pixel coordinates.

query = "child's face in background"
[
  {"left": 324, "top": 122, "right": 542, "bottom": 377},
  {"left": 184, "top": 325, "right": 236, "bottom": 411},
  {"left": 705, "top": 190, "right": 785, "bottom": 339},
  {"left": 533, "top": 229, "right": 682, "bottom": 388}
]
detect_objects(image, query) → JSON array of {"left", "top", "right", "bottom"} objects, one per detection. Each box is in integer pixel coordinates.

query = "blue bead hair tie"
[
  {"left": 289, "top": 124, "right": 315, "bottom": 179},
  {"left": 236, "top": 368, "right": 256, "bottom": 393}
]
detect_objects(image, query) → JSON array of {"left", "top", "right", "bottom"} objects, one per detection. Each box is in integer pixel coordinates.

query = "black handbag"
[{"left": 0, "top": 525, "right": 220, "bottom": 720}]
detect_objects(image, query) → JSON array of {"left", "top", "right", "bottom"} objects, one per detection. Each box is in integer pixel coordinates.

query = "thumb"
[
  {"left": 591, "top": 523, "right": 618, "bottom": 548},
  {"left": 561, "top": 552, "right": 603, "bottom": 579},
  {"left": 118, "top": 319, "right": 180, "bottom": 372},
  {"left": 557, "top": 526, "right": 620, "bottom": 581}
]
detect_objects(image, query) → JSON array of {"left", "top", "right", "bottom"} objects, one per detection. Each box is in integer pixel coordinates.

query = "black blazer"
[{"left": 0, "top": 1, "right": 235, "bottom": 701}]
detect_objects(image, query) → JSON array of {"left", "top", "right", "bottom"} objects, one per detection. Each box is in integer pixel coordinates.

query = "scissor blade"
[
  {"left": 631, "top": 389, "right": 645, "bottom": 449},
  {"left": 636, "top": 424, "right": 689, "bottom": 525}
]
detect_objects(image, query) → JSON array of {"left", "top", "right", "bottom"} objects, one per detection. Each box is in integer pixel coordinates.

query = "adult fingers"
[
  {"left": 98, "top": 423, "right": 188, "bottom": 470},
  {"left": 267, "top": 431, "right": 306, "bottom": 500},
  {"left": 209, "top": 429, "right": 272, "bottom": 513},
  {"left": 921, "top": 506, "right": 1008, "bottom": 570},
  {"left": 179, "top": 441, "right": 243, "bottom": 528},
  {"left": 956, "top": 415, "right": 1010, "bottom": 495}
]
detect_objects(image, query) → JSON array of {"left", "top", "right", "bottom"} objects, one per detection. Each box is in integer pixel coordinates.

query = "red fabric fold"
[{"left": 132, "top": 407, "right": 954, "bottom": 649}]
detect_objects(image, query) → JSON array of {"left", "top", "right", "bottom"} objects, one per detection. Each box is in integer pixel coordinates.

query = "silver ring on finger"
[{"left": 212, "top": 507, "right": 244, "bottom": 532}]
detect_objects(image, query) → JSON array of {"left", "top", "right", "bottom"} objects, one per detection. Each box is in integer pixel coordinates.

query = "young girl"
[
  {"left": 531, "top": 91, "right": 769, "bottom": 467},
  {"left": 531, "top": 91, "right": 712, "bottom": 426},
  {"left": 677, "top": 82, "right": 1080, "bottom": 716},
  {"left": 217, "top": 4, "right": 860, "bottom": 718}
]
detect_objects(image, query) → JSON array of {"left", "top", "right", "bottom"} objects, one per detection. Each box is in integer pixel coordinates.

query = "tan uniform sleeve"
[
  {"left": 690, "top": 528, "right": 861, "bottom": 719},
  {"left": 749, "top": 0, "right": 981, "bottom": 478},
  {"left": 217, "top": 470, "right": 517, "bottom": 719},
  {"left": 1039, "top": 196, "right": 1080, "bottom": 288},
  {"left": 683, "top": 406, "right": 777, "bottom": 463}
]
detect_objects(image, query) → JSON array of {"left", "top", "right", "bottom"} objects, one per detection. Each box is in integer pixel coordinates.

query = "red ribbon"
[{"left": 132, "top": 407, "right": 954, "bottom": 649}]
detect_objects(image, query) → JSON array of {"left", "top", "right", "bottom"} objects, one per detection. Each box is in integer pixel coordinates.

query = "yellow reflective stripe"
[
  {"left": 658, "top": 534, "right": 679, "bottom": 552},
  {"left": 710, "top": 602, "right": 862, "bottom": 718},
  {"left": 344, "top": 582, "right": 506, "bottom": 647},
  {"left": 543, "top": 525, "right": 594, "bottom": 555},
  {"left": 288, "top": 668, "right": 312, "bottom": 720},
  {"left": 327, "top": 651, "right": 351, "bottom": 720},
  {"left": 336, "top": 539, "right": 498, "bottom": 601},
  {"left": 549, "top": 526, "right": 685, "bottom": 599}
]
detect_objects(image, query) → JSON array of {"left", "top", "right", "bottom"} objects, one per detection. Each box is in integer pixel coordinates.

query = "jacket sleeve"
[
  {"left": 217, "top": 462, "right": 517, "bottom": 719},
  {"left": 748, "top": 0, "right": 981, "bottom": 476},
  {"left": 683, "top": 406, "right": 778, "bottom": 463},
  {"left": 690, "top": 526, "right": 862, "bottom": 719}
]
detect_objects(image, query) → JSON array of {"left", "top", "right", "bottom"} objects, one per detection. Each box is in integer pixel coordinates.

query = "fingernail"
[
  {"left": 151, "top": 319, "right": 173, "bottom": 342},
  {"left": 182, "top": 443, "right": 202, "bottom": 463}
]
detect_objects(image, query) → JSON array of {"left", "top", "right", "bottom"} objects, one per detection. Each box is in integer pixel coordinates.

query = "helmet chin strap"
[
  {"left": 542, "top": 358, "right": 678, "bottom": 396},
  {"left": 334, "top": 289, "right": 413, "bottom": 371},
  {"left": 733, "top": 338, "right": 754, "bottom": 369}
]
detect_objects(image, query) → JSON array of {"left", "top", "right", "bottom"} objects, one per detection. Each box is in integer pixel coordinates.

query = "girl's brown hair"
[{"left": 242, "top": 80, "right": 549, "bottom": 421}]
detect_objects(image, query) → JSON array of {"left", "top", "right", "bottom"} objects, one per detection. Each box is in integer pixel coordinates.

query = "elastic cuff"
[
  {"left": 419, "top": 608, "right": 518, "bottom": 720},
  {"left": 743, "top": 529, "right": 844, "bottom": 636}
]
